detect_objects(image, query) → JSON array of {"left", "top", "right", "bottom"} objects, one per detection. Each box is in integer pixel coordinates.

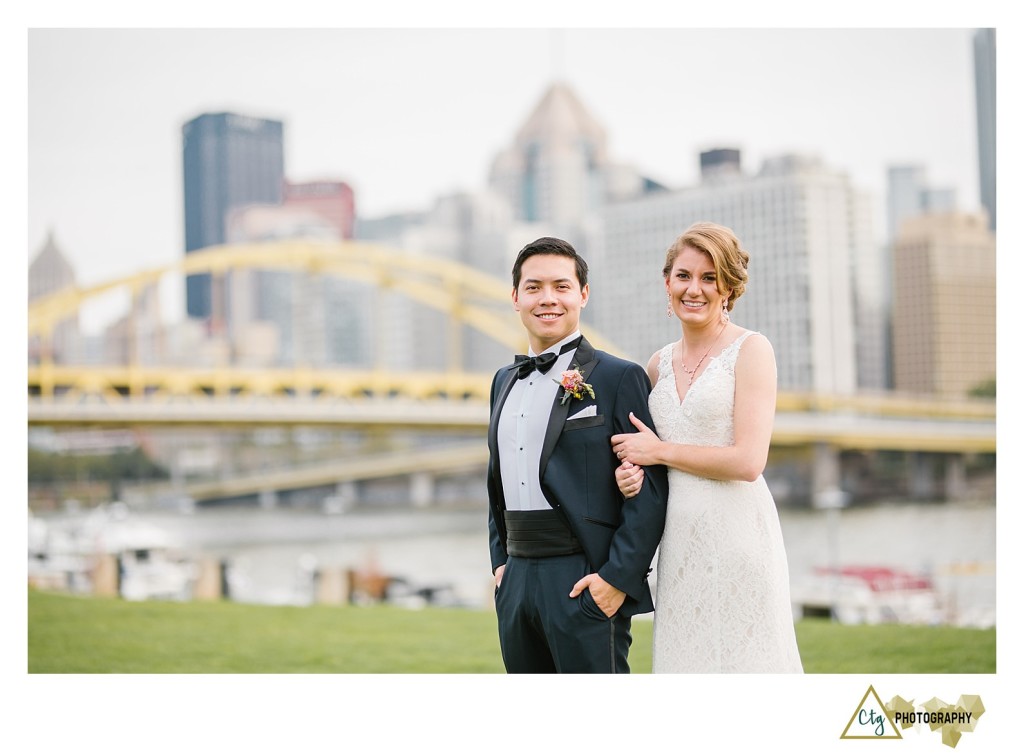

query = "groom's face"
[{"left": 512, "top": 253, "right": 589, "bottom": 353}]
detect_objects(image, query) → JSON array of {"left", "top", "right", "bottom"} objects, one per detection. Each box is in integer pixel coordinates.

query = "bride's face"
[{"left": 665, "top": 245, "right": 731, "bottom": 327}]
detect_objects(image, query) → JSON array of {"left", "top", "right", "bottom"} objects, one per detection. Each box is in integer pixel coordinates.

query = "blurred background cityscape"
[{"left": 26, "top": 28, "right": 996, "bottom": 627}]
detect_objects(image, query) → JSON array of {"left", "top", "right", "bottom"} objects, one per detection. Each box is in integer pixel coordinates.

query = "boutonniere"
[{"left": 555, "top": 368, "right": 596, "bottom": 405}]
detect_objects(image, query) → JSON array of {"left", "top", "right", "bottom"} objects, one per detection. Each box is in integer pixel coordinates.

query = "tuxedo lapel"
[{"left": 539, "top": 337, "right": 598, "bottom": 481}]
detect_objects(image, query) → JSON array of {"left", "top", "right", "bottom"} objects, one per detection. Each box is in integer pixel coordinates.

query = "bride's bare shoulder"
[{"left": 646, "top": 347, "right": 665, "bottom": 386}]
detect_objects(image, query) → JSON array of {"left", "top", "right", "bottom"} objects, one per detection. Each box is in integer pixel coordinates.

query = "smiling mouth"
[
  {"left": 682, "top": 301, "right": 706, "bottom": 309},
  {"left": 536, "top": 312, "right": 563, "bottom": 319}
]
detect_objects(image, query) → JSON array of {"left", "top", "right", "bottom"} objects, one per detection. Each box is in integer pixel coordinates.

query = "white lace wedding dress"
[{"left": 648, "top": 331, "right": 803, "bottom": 673}]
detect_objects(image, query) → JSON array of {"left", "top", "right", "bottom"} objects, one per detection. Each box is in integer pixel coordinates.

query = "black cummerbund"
[{"left": 504, "top": 509, "right": 583, "bottom": 557}]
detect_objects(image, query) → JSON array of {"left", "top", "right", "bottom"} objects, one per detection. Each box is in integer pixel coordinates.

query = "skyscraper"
[
  {"left": 488, "top": 82, "right": 654, "bottom": 238},
  {"left": 28, "top": 229, "right": 76, "bottom": 301},
  {"left": 590, "top": 152, "right": 879, "bottom": 395},
  {"left": 489, "top": 83, "right": 608, "bottom": 229},
  {"left": 182, "top": 112, "right": 285, "bottom": 319},
  {"left": 886, "top": 165, "right": 929, "bottom": 243},
  {"left": 891, "top": 211, "right": 995, "bottom": 397},
  {"left": 28, "top": 230, "right": 79, "bottom": 364},
  {"left": 973, "top": 28, "right": 996, "bottom": 231},
  {"left": 283, "top": 180, "right": 356, "bottom": 240}
]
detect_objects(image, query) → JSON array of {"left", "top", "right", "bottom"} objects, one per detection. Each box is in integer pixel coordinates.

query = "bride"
[{"left": 611, "top": 222, "right": 802, "bottom": 673}]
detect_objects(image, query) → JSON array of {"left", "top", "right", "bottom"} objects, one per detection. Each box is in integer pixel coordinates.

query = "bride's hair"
[{"left": 662, "top": 222, "right": 750, "bottom": 311}]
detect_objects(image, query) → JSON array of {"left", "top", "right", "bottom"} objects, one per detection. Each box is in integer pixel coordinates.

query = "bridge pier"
[
  {"left": 330, "top": 480, "right": 358, "bottom": 512},
  {"left": 944, "top": 453, "right": 968, "bottom": 502},
  {"left": 258, "top": 488, "right": 279, "bottom": 509},
  {"left": 410, "top": 472, "right": 435, "bottom": 508},
  {"left": 905, "top": 451, "right": 972, "bottom": 502},
  {"left": 907, "top": 451, "right": 937, "bottom": 500},
  {"left": 811, "top": 442, "right": 848, "bottom": 509}
]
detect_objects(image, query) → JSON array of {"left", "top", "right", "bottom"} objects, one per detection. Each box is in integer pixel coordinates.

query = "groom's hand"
[
  {"left": 569, "top": 573, "right": 625, "bottom": 618},
  {"left": 615, "top": 460, "right": 645, "bottom": 499},
  {"left": 494, "top": 564, "right": 506, "bottom": 589}
]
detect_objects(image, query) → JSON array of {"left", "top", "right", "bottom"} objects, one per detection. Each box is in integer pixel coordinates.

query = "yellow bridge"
[
  {"left": 28, "top": 240, "right": 994, "bottom": 448},
  {"left": 28, "top": 241, "right": 995, "bottom": 503},
  {"left": 26, "top": 363, "right": 995, "bottom": 453}
]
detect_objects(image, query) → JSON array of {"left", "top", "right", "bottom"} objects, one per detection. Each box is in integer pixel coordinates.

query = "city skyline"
[{"left": 28, "top": 27, "right": 983, "bottom": 333}]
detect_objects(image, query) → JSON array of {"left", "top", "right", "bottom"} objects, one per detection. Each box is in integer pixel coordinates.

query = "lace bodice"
[{"left": 648, "top": 331, "right": 756, "bottom": 448}]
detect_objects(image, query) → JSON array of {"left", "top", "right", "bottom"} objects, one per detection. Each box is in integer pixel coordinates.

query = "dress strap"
[
  {"left": 657, "top": 343, "right": 674, "bottom": 382},
  {"left": 718, "top": 330, "right": 758, "bottom": 370}
]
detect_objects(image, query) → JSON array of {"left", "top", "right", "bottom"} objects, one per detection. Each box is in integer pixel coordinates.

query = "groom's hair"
[{"left": 512, "top": 237, "right": 589, "bottom": 290}]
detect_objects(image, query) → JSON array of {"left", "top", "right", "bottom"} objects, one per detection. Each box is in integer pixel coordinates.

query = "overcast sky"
[{"left": 28, "top": 28, "right": 983, "bottom": 297}]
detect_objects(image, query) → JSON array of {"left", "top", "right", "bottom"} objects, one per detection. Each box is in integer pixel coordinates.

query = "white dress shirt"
[{"left": 497, "top": 331, "right": 581, "bottom": 512}]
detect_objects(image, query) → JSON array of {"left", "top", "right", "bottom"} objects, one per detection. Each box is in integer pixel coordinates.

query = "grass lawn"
[{"left": 28, "top": 589, "right": 995, "bottom": 674}]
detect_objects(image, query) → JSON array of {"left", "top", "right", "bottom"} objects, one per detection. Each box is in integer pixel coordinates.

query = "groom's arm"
[
  {"left": 488, "top": 505, "right": 507, "bottom": 574},
  {"left": 486, "top": 369, "right": 509, "bottom": 575},
  {"left": 596, "top": 363, "right": 669, "bottom": 602}
]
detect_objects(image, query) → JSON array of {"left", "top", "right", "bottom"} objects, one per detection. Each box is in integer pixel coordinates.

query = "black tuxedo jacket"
[{"left": 487, "top": 336, "right": 669, "bottom": 616}]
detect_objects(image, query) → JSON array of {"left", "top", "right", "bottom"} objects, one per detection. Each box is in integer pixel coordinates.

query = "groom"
[{"left": 487, "top": 237, "right": 668, "bottom": 673}]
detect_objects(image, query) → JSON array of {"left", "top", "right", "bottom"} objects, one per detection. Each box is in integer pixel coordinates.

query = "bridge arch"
[{"left": 27, "top": 239, "right": 622, "bottom": 355}]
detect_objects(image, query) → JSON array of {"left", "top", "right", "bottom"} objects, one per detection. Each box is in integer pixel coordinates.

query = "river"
[{"left": 29, "top": 498, "right": 996, "bottom": 624}]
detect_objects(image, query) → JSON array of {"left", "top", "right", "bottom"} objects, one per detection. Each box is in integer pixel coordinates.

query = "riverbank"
[{"left": 28, "top": 498, "right": 996, "bottom": 624}]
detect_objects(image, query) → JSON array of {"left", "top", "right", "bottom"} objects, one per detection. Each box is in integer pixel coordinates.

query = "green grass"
[{"left": 28, "top": 589, "right": 995, "bottom": 673}]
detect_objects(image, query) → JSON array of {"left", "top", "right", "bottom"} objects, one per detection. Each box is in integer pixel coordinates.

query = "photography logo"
[
  {"left": 841, "top": 686, "right": 985, "bottom": 748},
  {"left": 841, "top": 685, "right": 902, "bottom": 739}
]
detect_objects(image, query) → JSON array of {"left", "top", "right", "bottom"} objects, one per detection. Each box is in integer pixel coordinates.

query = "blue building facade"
[{"left": 182, "top": 112, "right": 285, "bottom": 318}]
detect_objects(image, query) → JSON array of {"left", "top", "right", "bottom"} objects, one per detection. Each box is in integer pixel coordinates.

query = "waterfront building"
[{"left": 891, "top": 211, "right": 995, "bottom": 398}]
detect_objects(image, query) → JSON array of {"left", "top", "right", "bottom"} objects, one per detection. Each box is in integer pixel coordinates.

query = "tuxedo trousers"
[{"left": 494, "top": 553, "right": 632, "bottom": 673}]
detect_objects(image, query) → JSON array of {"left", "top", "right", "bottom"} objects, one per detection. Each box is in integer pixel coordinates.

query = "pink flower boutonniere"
[{"left": 555, "top": 368, "right": 596, "bottom": 405}]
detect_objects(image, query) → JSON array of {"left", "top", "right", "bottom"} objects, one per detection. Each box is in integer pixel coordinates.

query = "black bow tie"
[
  {"left": 514, "top": 351, "right": 558, "bottom": 380},
  {"left": 513, "top": 336, "right": 582, "bottom": 380}
]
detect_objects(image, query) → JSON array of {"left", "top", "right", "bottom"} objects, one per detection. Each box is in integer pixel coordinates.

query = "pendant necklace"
[{"left": 679, "top": 321, "right": 728, "bottom": 386}]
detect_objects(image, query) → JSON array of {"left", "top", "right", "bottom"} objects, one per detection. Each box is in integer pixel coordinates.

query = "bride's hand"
[
  {"left": 611, "top": 412, "right": 662, "bottom": 467},
  {"left": 615, "top": 461, "right": 644, "bottom": 499}
]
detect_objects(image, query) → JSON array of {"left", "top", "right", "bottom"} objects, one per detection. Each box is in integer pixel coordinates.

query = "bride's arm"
[
  {"left": 613, "top": 351, "right": 661, "bottom": 498},
  {"left": 612, "top": 335, "right": 777, "bottom": 483}
]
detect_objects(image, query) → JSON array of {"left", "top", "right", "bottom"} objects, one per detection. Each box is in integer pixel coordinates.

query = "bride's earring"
[
  {"left": 666, "top": 295, "right": 674, "bottom": 318},
  {"left": 722, "top": 299, "right": 730, "bottom": 323}
]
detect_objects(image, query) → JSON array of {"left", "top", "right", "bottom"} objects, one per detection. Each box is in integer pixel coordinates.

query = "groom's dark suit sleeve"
[
  {"left": 486, "top": 368, "right": 510, "bottom": 575},
  {"left": 595, "top": 362, "right": 668, "bottom": 602}
]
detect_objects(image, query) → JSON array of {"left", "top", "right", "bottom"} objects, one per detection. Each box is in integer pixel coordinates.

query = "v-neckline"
[
  {"left": 671, "top": 340, "right": 712, "bottom": 407},
  {"left": 669, "top": 334, "right": 743, "bottom": 407}
]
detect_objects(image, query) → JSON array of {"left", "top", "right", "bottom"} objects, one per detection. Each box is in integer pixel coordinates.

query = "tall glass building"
[
  {"left": 972, "top": 28, "right": 996, "bottom": 231},
  {"left": 182, "top": 112, "right": 285, "bottom": 319}
]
